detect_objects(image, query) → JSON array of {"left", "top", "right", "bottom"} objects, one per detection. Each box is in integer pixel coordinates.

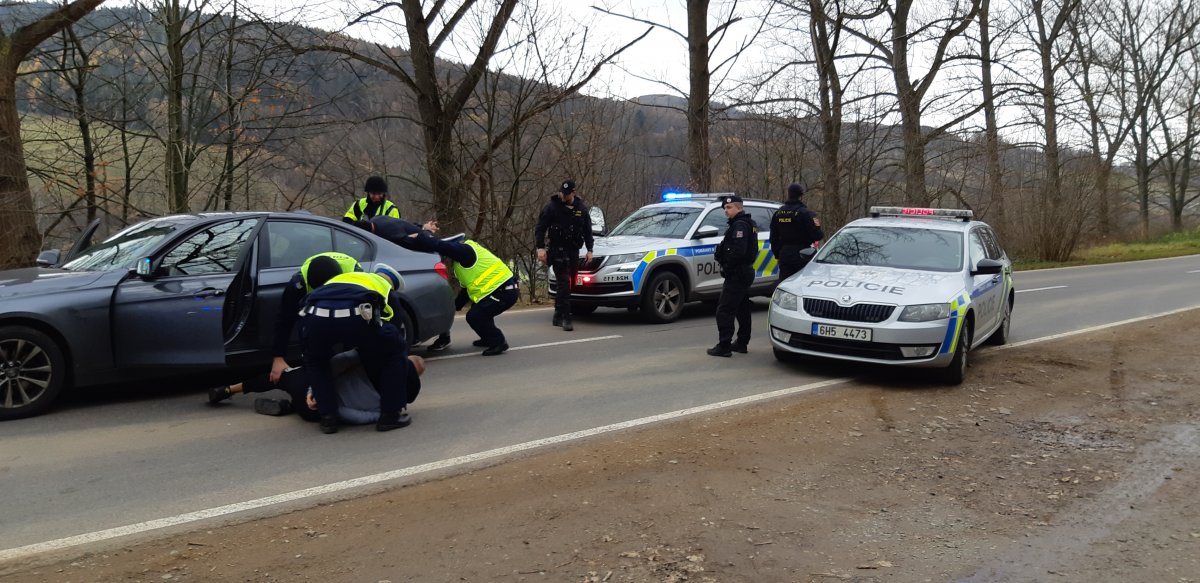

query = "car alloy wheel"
[
  {"left": 0, "top": 326, "right": 67, "bottom": 420},
  {"left": 640, "top": 271, "right": 684, "bottom": 323}
]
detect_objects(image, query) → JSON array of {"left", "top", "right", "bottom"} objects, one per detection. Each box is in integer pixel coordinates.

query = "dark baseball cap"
[
  {"left": 787, "top": 183, "right": 804, "bottom": 198},
  {"left": 559, "top": 180, "right": 576, "bottom": 194},
  {"left": 720, "top": 195, "right": 744, "bottom": 205}
]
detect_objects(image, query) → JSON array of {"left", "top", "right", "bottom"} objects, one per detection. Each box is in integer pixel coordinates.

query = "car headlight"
[
  {"left": 898, "top": 303, "right": 951, "bottom": 322},
  {"left": 606, "top": 252, "right": 645, "bottom": 271},
  {"left": 772, "top": 289, "right": 798, "bottom": 311}
]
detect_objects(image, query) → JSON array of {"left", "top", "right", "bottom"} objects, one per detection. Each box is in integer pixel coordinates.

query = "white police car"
[
  {"left": 767, "top": 207, "right": 1014, "bottom": 384},
  {"left": 550, "top": 193, "right": 782, "bottom": 323}
]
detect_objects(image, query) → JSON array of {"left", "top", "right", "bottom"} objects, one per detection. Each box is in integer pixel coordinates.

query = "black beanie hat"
[
  {"left": 787, "top": 183, "right": 803, "bottom": 199},
  {"left": 306, "top": 255, "right": 343, "bottom": 289},
  {"left": 364, "top": 175, "right": 388, "bottom": 193}
]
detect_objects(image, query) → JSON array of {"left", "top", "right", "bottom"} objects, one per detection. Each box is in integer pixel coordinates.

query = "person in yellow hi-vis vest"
[
  {"left": 353, "top": 216, "right": 518, "bottom": 356},
  {"left": 299, "top": 263, "right": 412, "bottom": 434},
  {"left": 342, "top": 176, "right": 401, "bottom": 223}
]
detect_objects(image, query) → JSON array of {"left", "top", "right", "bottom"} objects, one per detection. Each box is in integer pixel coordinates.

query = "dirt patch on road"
[{"left": 6, "top": 312, "right": 1200, "bottom": 583}]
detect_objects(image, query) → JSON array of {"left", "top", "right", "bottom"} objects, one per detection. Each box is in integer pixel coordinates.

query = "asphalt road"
[{"left": 2, "top": 255, "right": 1198, "bottom": 558}]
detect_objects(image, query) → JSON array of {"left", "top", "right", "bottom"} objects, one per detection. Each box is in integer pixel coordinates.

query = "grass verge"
[{"left": 1013, "top": 229, "right": 1200, "bottom": 270}]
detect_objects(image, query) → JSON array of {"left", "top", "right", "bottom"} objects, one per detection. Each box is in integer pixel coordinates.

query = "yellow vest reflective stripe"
[
  {"left": 342, "top": 198, "right": 401, "bottom": 220},
  {"left": 323, "top": 272, "right": 395, "bottom": 321},
  {"left": 299, "top": 252, "right": 362, "bottom": 293},
  {"left": 452, "top": 240, "right": 514, "bottom": 303}
]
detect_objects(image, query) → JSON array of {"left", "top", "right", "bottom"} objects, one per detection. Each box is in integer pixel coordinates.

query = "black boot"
[
  {"left": 561, "top": 316, "right": 573, "bottom": 331},
  {"left": 706, "top": 343, "right": 732, "bottom": 357},
  {"left": 731, "top": 342, "right": 749, "bottom": 354},
  {"left": 254, "top": 398, "right": 293, "bottom": 416},
  {"left": 207, "top": 385, "right": 233, "bottom": 404},
  {"left": 319, "top": 414, "right": 339, "bottom": 434},
  {"left": 376, "top": 409, "right": 413, "bottom": 431},
  {"left": 552, "top": 312, "right": 563, "bottom": 327},
  {"left": 481, "top": 342, "right": 509, "bottom": 356}
]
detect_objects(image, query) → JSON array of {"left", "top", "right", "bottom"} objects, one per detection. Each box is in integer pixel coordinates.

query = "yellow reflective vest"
[
  {"left": 453, "top": 240, "right": 514, "bottom": 303},
  {"left": 322, "top": 272, "right": 395, "bottom": 321},
  {"left": 343, "top": 198, "right": 400, "bottom": 221}
]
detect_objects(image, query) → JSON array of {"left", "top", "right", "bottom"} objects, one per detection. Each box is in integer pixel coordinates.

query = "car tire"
[
  {"left": 940, "top": 322, "right": 970, "bottom": 385},
  {"left": 639, "top": 271, "right": 685, "bottom": 324},
  {"left": 393, "top": 304, "right": 416, "bottom": 346},
  {"left": 0, "top": 325, "right": 68, "bottom": 420},
  {"left": 986, "top": 296, "right": 1013, "bottom": 346},
  {"left": 570, "top": 303, "right": 598, "bottom": 316}
]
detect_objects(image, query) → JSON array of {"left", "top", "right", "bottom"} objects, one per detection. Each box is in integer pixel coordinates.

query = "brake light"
[{"left": 434, "top": 262, "right": 449, "bottom": 280}]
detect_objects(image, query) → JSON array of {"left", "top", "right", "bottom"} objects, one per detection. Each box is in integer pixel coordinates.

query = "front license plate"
[{"left": 811, "top": 323, "right": 872, "bottom": 342}]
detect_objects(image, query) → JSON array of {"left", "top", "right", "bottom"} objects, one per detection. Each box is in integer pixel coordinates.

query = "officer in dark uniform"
[
  {"left": 769, "top": 183, "right": 824, "bottom": 282},
  {"left": 300, "top": 264, "right": 411, "bottom": 434},
  {"left": 708, "top": 195, "right": 758, "bottom": 357},
  {"left": 534, "top": 179, "right": 594, "bottom": 332},
  {"left": 358, "top": 217, "right": 519, "bottom": 356}
]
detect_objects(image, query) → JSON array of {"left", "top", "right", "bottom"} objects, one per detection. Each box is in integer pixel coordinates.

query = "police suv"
[
  {"left": 550, "top": 193, "right": 782, "bottom": 323},
  {"left": 767, "top": 207, "right": 1014, "bottom": 384}
]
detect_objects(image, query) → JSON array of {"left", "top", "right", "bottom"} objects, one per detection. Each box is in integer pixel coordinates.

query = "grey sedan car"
[{"left": 0, "top": 212, "right": 455, "bottom": 420}]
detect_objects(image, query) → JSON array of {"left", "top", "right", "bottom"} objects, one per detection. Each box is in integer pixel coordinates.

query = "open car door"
[{"left": 111, "top": 217, "right": 263, "bottom": 368}]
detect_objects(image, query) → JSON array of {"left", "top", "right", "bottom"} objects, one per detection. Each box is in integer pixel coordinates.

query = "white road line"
[
  {"left": 1015, "top": 285, "right": 1068, "bottom": 293},
  {"left": 6, "top": 304, "right": 1200, "bottom": 563},
  {"left": 423, "top": 335, "right": 622, "bottom": 362},
  {"left": 1187, "top": 269, "right": 1200, "bottom": 274}
]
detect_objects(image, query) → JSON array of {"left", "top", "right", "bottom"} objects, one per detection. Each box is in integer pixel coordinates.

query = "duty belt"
[{"left": 300, "top": 303, "right": 374, "bottom": 319}]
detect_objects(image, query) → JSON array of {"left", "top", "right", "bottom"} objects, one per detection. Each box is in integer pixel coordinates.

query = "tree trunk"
[
  {"left": 810, "top": 0, "right": 844, "bottom": 226},
  {"left": 890, "top": 0, "right": 928, "bottom": 205},
  {"left": 166, "top": 0, "right": 188, "bottom": 213},
  {"left": 0, "top": 64, "right": 42, "bottom": 268},
  {"left": 979, "top": 0, "right": 1005, "bottom": 235},
  {"left": 687, "top": 0, "right": 712, "bottom": 192}
]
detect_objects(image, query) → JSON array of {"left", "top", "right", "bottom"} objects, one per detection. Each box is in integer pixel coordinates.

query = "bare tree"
[{"left": 0, "top": 0, "right": 108, "bottom": 269}]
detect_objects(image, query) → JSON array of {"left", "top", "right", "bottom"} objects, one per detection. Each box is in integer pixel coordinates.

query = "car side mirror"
[
  {"left": 590, "top": 206, "right": 606, "bottom": 236},
  {"left": 972, "top": 258, "right": 1003, "bottom": 276},
  {"left": 694, "top": 225, "right": 720, "bottom": 239},
  {"left": 799, "top": 247, "right": 817, "bottom": 259},
  {"left": 36, "top": 249, "right": 62, "bottom": 267},
  {"left": 135, "top": 257, "right": 157, "bottom": 279}
]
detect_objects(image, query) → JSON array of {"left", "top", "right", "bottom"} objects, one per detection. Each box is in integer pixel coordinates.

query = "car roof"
[
  {"left": 139, "top": 211, "right": 343, "bottom": 226},
  {"left": 642, "top": 197, "right": 780, "bottom": 210}
]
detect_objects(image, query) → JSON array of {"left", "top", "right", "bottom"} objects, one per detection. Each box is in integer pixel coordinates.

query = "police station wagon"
[
  {"left": 550, "top": 193, "right": 782, "bottom": 323},
  {"left": 767, "top": 207, "right": 1014, "bottom": 384}
]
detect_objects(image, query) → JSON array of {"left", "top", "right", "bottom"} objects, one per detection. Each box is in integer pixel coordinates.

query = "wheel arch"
[
  {"left": 0, "top": 316, "right": 75, "bottom": 386},
  {"left": 644, "top": 260, "right": 692, "bottom": 303}
]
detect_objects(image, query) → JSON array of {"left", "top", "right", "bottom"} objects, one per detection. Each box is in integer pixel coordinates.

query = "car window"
[
  {"left": 979, "top": 227, "right": 1003, "bottom": 260},
  {"left": 61, "top": 222, "right": 177, "bottom": 272},
  {"left": 333, "top": 228, "right": 370, "bottom": 261},
  {"left": 160, "top": 219, "right": 259, "bottom": 276},
  {"left": 608, "top": 206, "right": 702, "bottom": 238},
  {"left": 266, "top": 221, "right": 334, "bottom": 268},
  {"left": 815, "top": 226, "right": 963, "bottom": 272},
  {"left": 969, "top": 231, "right": 987, "bottom": 269},
  {"left": 745, "top": 206, "right": 775, "bottom": 233},
  {"left": 698, "top": 209, "right": 726, "bottom": 233}
]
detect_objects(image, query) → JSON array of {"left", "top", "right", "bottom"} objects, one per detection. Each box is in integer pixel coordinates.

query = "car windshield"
[
  {"left": 61, "top": 222, "right": 178, "bottom": 272},
  {"left": 608, "top": 207, "right": 701, "bottom": 238},
  {"left": 815, "top": 226, "right": 963, "bottom": 272}
]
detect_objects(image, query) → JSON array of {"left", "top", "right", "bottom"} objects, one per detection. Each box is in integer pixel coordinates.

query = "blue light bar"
[{"left": 662, "top": 191, "right": 693, "bottom": 201}]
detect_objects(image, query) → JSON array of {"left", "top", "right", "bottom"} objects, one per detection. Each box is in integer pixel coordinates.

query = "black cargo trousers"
[{"left": 549, "top": 247, "right": 580, "bottom": 319}]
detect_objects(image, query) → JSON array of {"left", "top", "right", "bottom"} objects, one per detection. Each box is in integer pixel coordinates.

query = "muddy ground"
[{"left": 4, "top": 310, "right": 1199, "bottom": 583}]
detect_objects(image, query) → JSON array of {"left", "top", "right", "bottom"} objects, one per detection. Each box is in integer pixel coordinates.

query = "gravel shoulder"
[{"left": 5, "top": 310, "right": 1199, "bottom": 583}]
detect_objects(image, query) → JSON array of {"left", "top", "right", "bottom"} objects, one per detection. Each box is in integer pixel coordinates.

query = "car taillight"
[{"left": 435, "top": 262, "right": 449, "bottom": 280}]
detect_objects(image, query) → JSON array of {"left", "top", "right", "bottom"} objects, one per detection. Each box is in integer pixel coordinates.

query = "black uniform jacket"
[{"left": 534, "top": 194, "right": 594, "bottom": 253}]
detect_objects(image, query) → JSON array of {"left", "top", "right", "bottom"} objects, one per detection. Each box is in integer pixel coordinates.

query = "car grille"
[
  {"left": 781, "top": 332, "right": 938, "bottom": 361},
  {"left": 549, "top": 281, "right": 633, "bottom": 295},
  {"left": 803, "top": 298, "right": 895, "bottom": 323},
  {"left": 579, "top": 256, "right": 605, "bottom": 271}
]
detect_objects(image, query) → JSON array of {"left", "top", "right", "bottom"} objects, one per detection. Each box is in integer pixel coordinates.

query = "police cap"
[
  {"left": 559, "top": 180, "right": 576, "bottom": 194},
  {"left": 720, "top": 195, "right": 744, "bottom": 205}
]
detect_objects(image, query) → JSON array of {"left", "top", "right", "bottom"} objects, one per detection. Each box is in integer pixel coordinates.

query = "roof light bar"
[
  {"left": 868, "top": 206, "right": 973, "bottom": 222},
  {"left": 662, "top": 191, "right": 693, "bottom": 201}
]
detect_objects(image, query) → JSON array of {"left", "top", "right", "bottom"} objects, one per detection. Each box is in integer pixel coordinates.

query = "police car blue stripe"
[{"left": 940, "top": 314, "right": 959, "bottom": 354}]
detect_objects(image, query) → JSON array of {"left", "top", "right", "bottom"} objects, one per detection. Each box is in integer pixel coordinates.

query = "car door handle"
[
  {"left": 195, "top": 288, "right": 225, "bottom": 299},
  {"left": 991, "top": 276, "right": 1001, "bottom": 283}
]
